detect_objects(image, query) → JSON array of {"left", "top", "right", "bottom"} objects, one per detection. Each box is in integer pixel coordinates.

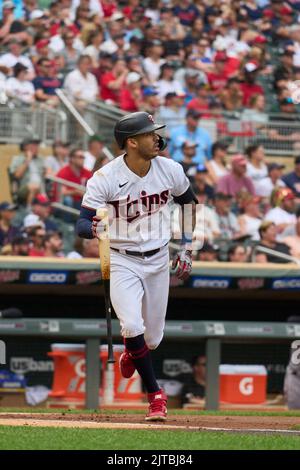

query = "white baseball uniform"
[{"left": 81, "top": 154, "right": 190, "bottom": 348}]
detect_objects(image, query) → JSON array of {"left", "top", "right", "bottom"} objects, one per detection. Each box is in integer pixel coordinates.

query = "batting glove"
[
  {"left": 92, "top": 216, "right": 107, "bottom": 239},
  {"left": 171, "top": 249, "right": 192, "bottom": 280}
]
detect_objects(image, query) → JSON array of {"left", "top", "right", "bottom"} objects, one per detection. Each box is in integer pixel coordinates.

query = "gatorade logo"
[
  {"left": 239, "top": 377, "right": 254, "bottom": 396},
  {"left": 74, "top": 358, "right": 86, "bottom": 378}
]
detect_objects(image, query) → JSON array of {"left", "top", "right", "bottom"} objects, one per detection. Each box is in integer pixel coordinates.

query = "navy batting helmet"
[{"left": 114, "top": 112, "right": 166, "bottom": 149}]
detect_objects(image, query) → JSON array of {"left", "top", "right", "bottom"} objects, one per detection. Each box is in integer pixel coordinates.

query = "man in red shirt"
[
  {"left": 55, "top": 148, "right": 92, "bottom": 213},
  {"left": 99, "top": 58, "right": 129, "bottom": 105},
  {"left": 207, "top": 52, "right": 230, "bottom": 94},
  {"left": 240, "top": 62, "right": 263, "bottom": 106},
  {"left": 119, "top": 71, "right": 143, "bottom": 112}
]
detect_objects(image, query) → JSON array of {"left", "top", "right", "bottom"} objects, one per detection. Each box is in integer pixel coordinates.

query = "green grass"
[
  {"left": 1, "top": 407, "right": 300, "bottom": 417},
  {"left": 0, "top": 426, "right": 299, "bottom": 450}
]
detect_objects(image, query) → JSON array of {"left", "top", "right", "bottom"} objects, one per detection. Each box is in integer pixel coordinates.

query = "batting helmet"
[{"left": 114, "top": 112, "right": 166, "bottom": 149}]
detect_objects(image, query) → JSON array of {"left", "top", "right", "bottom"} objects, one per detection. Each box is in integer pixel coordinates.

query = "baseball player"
[{"left": 76, "top": 111, "right": 197, "bottom": 421}]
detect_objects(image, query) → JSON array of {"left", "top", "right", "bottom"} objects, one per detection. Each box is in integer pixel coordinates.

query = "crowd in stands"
[{"left": 2, "top": 0, "right": 300, "bottom": 263}]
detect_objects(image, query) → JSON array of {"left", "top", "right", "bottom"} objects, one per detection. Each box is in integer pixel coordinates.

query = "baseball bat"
[{"left": 97, "top": 207, "right": 115, "bottom": 365}]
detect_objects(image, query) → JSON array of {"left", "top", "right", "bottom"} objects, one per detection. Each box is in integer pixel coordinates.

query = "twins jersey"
[{"left": 82, "top": 155, "right": 190, "bottom": 251}]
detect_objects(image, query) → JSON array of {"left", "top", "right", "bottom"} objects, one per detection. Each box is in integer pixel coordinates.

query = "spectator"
[
  {"left": 82, "top": 237, "right": 100, "bottom": 257},
  {"left": 197, "top": 242, "right": 219, "bottom": 262},
  {"left": 217, "top": 154, "right": 256, "bottom": 197},
  {"left": 11, "top": 234, "right": 30, "bottom": 256},
  {"left": 255, "top": 163, "right": 286, "bottom": 199},
  {"left": 255, "top": 221, "right": 291, "bottom": 263},
  {"left": 55, "top": 147, "right": 92, "bottom": 211},
  {"left": 173, "top": 0, "right": 200, "bottom": 27},
  {"left": 28, "top": 225, "right": 46, "bottom": 257},
  {"left": 273, "top": 48, "right": 294, "bottom": 92},
  {"left": 156, "top": 62, "right": 184, "bottom": 100},
  {"left": 219, "top": 77, "right": 243, "bottom": 111},
  {"left": 241, "top": 93, "right": 268, "bottom": 124},
  {"left": 187, "top": 83, "right": 211, "bottom": 114},
  {"left": 239, "top": 61, "right": 264, "bottom": 106},
  {"left": 238, "top": 196, "right": 262, "bottom": 240},
  {"left": 64, "top": 54, "right": 99, "bottom": 107},
  {"left": 213, "top": 192, "right": 242, "bottom": 240},
  {"left": 207, "top": 51, "right": 231, "bottom": 94},
  {"left": 119, "top": 71, "right": 143, "bottom": 112},
  {"left": 59, "top": 31, "right": 81, "bottom": 74},
  {"left": 227, "top": 244, "right": 249, "bottom": 263},
  {"left": 267, "top": 99, "right": 300, "bottom": 149},
  {"left": 5, "top": 62, "right": 35, "bottom": 105},
  {"left": 283, "top": 215, "right": 300, "bottom": 259},
  {"left": 246, "top": 144, "right": 268, "bottom": 191},
  {"left": 83, "top": 28, "right": 104, "bottom": 67},
  {"left": 181, "top": 355, "right": 206, "bottom": 407},
  {"left": 179, "top": 141, "right": 199, "bottom": 181},
  {"left": 142, "top": 40, "right": 165, "bottom": 84},
  {"left": 99, "top": 57, "right": 128, "bottom": 105},
  {"left": 9, "top": 138, "right": 45, "bottom": 206},
  {"left": 0, "top": 1, "right": 29, "bottom": 45},
  {"left": 32, "top": 58, "right": 62, "bottom": 107},
  {"left": 206, "top": 141, "right": 229, "bottom": 186},
  {"left": 192, "top": 165, "right": 215, "bottom": 202},
  {"left": 140, "top": 87, "right": 160, "bottom": 115},
  {"left": 24, "top": 194, "right": 58, "bottom": 232},
  {"left": 44, "top": 141, "right": 70, "bottom": 177},
  {"left": 169, "top": 109, "right": 212, "bottom": 164},
  {"left": 0, "top": 202, "right": 20, "bottom": 248},
  {"left": 156, "top": 92, "right": 186, "bottom": 132},
  {"left": 265, "top": 187, "right": 297, "bottom": 236},
  {"left": 0, "top": 38, "right": 34, "bottom": 79},
  {"left": 44, "top": 230, "right": 64, "bottom": 257},
  {"left": 281, "top": 156, "right": 300, "bottom": 199},
  {"left": 83, "top": 135, "right": 104, "bottom": 172}
]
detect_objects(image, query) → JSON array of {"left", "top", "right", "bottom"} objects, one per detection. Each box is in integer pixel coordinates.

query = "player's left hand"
[{"left": 171, "top": 249, "right": 192, "bottom": 280}]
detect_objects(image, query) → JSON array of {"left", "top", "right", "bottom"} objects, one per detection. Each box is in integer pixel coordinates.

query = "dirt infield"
[{"left": 0, "top": 413, "right": 299, "bottom": 434}]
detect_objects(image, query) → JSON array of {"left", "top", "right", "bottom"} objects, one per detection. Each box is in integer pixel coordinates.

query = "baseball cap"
[
  {"left": 110, "top": 11, "right": 125, "bottom": 21},
  {"left": 182, "top": 140, "right": 199, "bottom": 149},
  {"left": 126, "top": 72, "right": 142, "bottom": 85},
  {"left": 36, "top": 39, "right": 49, "bottom": 50},
  {"left": 244, "top": 61, "right": 259, "bottom": 73},
  {"left": 23, "top": 214, "right": 45, "bottom": 229},
  {"left": 201, "top": 242, "right": 217, "bottom": 253},
  {"left": 280, "top": 97, "right": 294, "bottom": 105},
  {"left": 0, "top": 201, "right": 18, "bottom": 211},
  {"left": 88, "top": 134, "right": 103, "bottom": 143},
  {"left": 268, "top": 162, "right": 285, "bottom": 172},
  {"left": 231, "top": 154, "right": 247, "bottom": 166},
  {"left": 143, "top": 87, "right": 159, "bottom": 97},
  {"left": 186, "top": 109, "right": 201, "bottom": 119},
  {"left": 214, "top": 51, "right": 227, "bottom": 62},
  {"left": 32, "top": 194, "right": 50, "bottom": 206},
  {"left": 196, "top": 164, "right": 208, "bottom": 173},
  {"left": 3, "top": 1, "right": 14, "bottom": 9}
]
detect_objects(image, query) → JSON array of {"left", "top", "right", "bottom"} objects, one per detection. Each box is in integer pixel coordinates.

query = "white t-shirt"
[
  {"left": 82, "top": 155, "right": 190, "bottom": 251},
  {"left": 64, "top": 69, "right": 99, "bottom": 102},
  {"left": 84, "top": 151, "right": 96, "bottom": 172},
  {"left": 240, "top": 214, "right": 261, "bottom": 240},
  {"left": 5, "top": 77, "right": 35, "bottom": 103},
  {"left": 246, "top": 162, "right": 268, "bottom": 185},
  {"left": 255, "top": 177, "right": 285, "bottom": 198},
  {"left": 209, "top": 160, "right": 228, "bottom": 179},
  {"left": 265, "top": 207, "right": 297, "bottom": 226},
  {"left": 143, "top": 57, "right": 166, "bottom": 84},
  {"left": 156, "top": 79, "right": 184, "bottom": 100},
  {"left": 0, "top": 53, "right": 34, "bottom": 73}
]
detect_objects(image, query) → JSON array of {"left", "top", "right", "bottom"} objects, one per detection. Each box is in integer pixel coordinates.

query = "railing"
[
  {"left": 0, "top": 104, "right": 67, "bottom": 145},
  {"left": 252, "top": 245, "right": 300, "bottom": 265},
  {"left": 45, "top": 174, "right": 83, "bottom": 216}
]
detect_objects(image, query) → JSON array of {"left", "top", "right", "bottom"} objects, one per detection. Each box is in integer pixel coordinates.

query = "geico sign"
[
  {"left": 239, "top": 377, "right": 254, "bottom": 396},
  {"left": 29, "top": 273, "right": 67, "bottom": 283},
  {"left": 273, "top": 279, "right": 300, "bottom": 289},
  {"left": 193, "top": 279, "right": 229, "bottom": 289}
]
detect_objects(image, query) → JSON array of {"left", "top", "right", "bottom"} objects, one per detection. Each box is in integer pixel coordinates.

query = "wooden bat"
[{"left": 96, "top": 207, "right": 115, "bottom": 365}]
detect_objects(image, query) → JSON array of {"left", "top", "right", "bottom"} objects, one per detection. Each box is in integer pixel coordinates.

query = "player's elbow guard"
[{"left": 76, "top": 206, "right": 96, "bottom": 239}]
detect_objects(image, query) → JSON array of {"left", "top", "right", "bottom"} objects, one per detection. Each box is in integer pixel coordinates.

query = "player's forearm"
[
  {"left": 76, "top": 206, "right": 95, "bottom": 239},
  {"left": 181, "top": 201, "right": 196, "bottom": 249}
]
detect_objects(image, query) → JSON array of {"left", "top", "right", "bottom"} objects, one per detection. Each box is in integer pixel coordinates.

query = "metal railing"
[
  {"left": 0, "top": 104, "right": 67, "bottom": 145},
  {"left": 252, "top": 245, "right": 300, "bottom": 265}
]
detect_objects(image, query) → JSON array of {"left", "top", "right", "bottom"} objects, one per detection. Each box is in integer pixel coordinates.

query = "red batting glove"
[{"left": 171, "top": 249, "right": 192, "bottom": 280}]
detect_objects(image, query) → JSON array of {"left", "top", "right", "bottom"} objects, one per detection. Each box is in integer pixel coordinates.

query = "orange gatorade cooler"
[
  {"left": 48, "top": 343, "right": 143, "bottom": 404},
  {"left": 219, "top": 365, "right": 267, "bottom": 404}
]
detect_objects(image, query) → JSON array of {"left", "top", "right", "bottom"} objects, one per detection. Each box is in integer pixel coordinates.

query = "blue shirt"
[
  {"left": 281, "top": 171, "right": 300, "bottom": 197},
  {"left": 169, "top": 125, "right": 212, "bottom": 164}
]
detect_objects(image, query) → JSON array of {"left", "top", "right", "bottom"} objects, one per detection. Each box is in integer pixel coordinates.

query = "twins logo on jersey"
[{"left": 108, "top": 189, "right": 170, "bottom": 223}]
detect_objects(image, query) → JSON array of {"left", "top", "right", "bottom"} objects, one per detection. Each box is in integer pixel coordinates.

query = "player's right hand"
[{"left": 92, "top": 216, "right": 107, "bottom": 238}]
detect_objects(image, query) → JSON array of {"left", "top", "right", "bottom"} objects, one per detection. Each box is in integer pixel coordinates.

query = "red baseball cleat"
[
  {"left": 119, "top": 350, "right": 136, "bottom": 378},
  {"left": 145, "top": 389, "right": 167, "bottom": 422}
]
